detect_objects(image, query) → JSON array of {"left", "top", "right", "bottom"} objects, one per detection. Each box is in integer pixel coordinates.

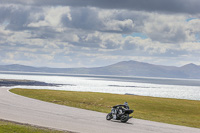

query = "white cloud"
[
  {"left": 180, "top": 42, "right": 200, "bottom": 51},
  {"left": 83, "top": 31, "right": 122, "bottom": 49},
  {"left": 102, "top": 19, "right": 134, "bottom": 33},
  {"left": 143, "top": 13, "right": 186, "bottom": 43},
  {"left": 122, "top": 36, "right": 176, "bottom": 54},
  {"left": 186, "top": 18, "right": 200, "bottom": 42},
  {"left": 28, "top": 6, "right": 71, "bottom": 28}
]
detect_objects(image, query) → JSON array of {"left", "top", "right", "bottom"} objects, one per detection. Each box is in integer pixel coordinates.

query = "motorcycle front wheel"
[
  {"left": 106, "top": 113, "right": 113, "bottom": 120},
  {"left": 120, "top": 114, "right": 129, "bottom": 123}
]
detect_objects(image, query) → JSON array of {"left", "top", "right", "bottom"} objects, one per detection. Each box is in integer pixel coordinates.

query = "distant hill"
[{"left": 1, "top": 60, "right": 200, "bottom": 79}]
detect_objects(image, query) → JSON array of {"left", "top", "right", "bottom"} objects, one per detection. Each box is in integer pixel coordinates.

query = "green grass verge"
[
  {"left": 0, "top": 119, "right": 67, "bottom": 133},
  {"left": 10, "top": 88, "right": 200, "bottom": 128}
]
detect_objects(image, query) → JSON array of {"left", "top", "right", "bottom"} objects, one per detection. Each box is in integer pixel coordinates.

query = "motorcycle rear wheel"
[
  {"left": 106, "top": 113, "right": 113, "bottom": 120},
  {"left": 120, "top": 114, "right": 129, "bottom": 123}
]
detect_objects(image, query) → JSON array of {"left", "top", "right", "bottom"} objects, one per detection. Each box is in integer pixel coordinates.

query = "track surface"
[{"left": 0, "top": 88, "right": 199, "bottom": 133}]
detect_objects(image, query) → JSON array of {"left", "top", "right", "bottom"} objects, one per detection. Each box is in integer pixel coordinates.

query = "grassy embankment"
[
  {"left": 0, "top": 119, "right": 68, "bottom": 133},
  {"left": 10, "top": 88, "right": 200, "bottom": 128}
]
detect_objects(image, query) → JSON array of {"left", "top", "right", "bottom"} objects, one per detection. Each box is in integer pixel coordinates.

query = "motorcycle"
[{"left": 106, "top": 104, "right": 134, "bottom": 123}]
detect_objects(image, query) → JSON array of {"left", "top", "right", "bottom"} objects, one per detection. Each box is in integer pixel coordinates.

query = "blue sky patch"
[
  {"left": 122, "top": 32, "right": 148, "bottom": 39},
  {"left": 196, "top": 33, "right": 200, "bottom": 42},
  {"left": 186, "top": 18, "right": 197, "bottom": 22}
]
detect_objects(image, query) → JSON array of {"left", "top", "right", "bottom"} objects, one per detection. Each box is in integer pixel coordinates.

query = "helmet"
[{"left": 124, "top": 102, "right": 128, "bottom": 106}]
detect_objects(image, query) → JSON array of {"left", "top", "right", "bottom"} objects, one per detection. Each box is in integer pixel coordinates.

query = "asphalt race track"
[{"left": 0, "top": 88, "right": 199, "bottom": 133}]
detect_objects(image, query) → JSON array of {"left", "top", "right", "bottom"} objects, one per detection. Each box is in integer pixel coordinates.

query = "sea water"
[{"left": 0, "top": 73, "right": 200, "bottom": 101}]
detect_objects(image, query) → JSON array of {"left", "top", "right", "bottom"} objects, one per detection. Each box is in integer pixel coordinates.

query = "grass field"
[
  {"left": 10, "top": 88, "right": 200, "bottom": 128},
  {"left": 0, "top": 119, "right": 67, "bottom": 133}
]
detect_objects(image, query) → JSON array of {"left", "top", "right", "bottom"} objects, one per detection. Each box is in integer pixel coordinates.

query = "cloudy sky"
[{"left": 0, "top": 0, "right": 200, "bottom": 68}]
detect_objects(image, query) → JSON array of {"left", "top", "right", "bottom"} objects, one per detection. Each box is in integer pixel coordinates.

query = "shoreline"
[{"left": 0, "top": 79, "right": 62, "bottom": 87}]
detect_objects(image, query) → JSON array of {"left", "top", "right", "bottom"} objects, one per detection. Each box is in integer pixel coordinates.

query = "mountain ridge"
[{"left": 0, "top": 60, "right": 200, "bottom": 79}]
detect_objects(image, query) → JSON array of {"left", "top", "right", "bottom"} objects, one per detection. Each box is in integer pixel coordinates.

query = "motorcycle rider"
[
  {"left": 124, "top": 102, "right": 129, "bottom": 109},
  {"left": 107, "top": 102, "right": 134, "bottom": 122},
  {"left": 112, "top": 102, "right": 129, "bottom": 119}
]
